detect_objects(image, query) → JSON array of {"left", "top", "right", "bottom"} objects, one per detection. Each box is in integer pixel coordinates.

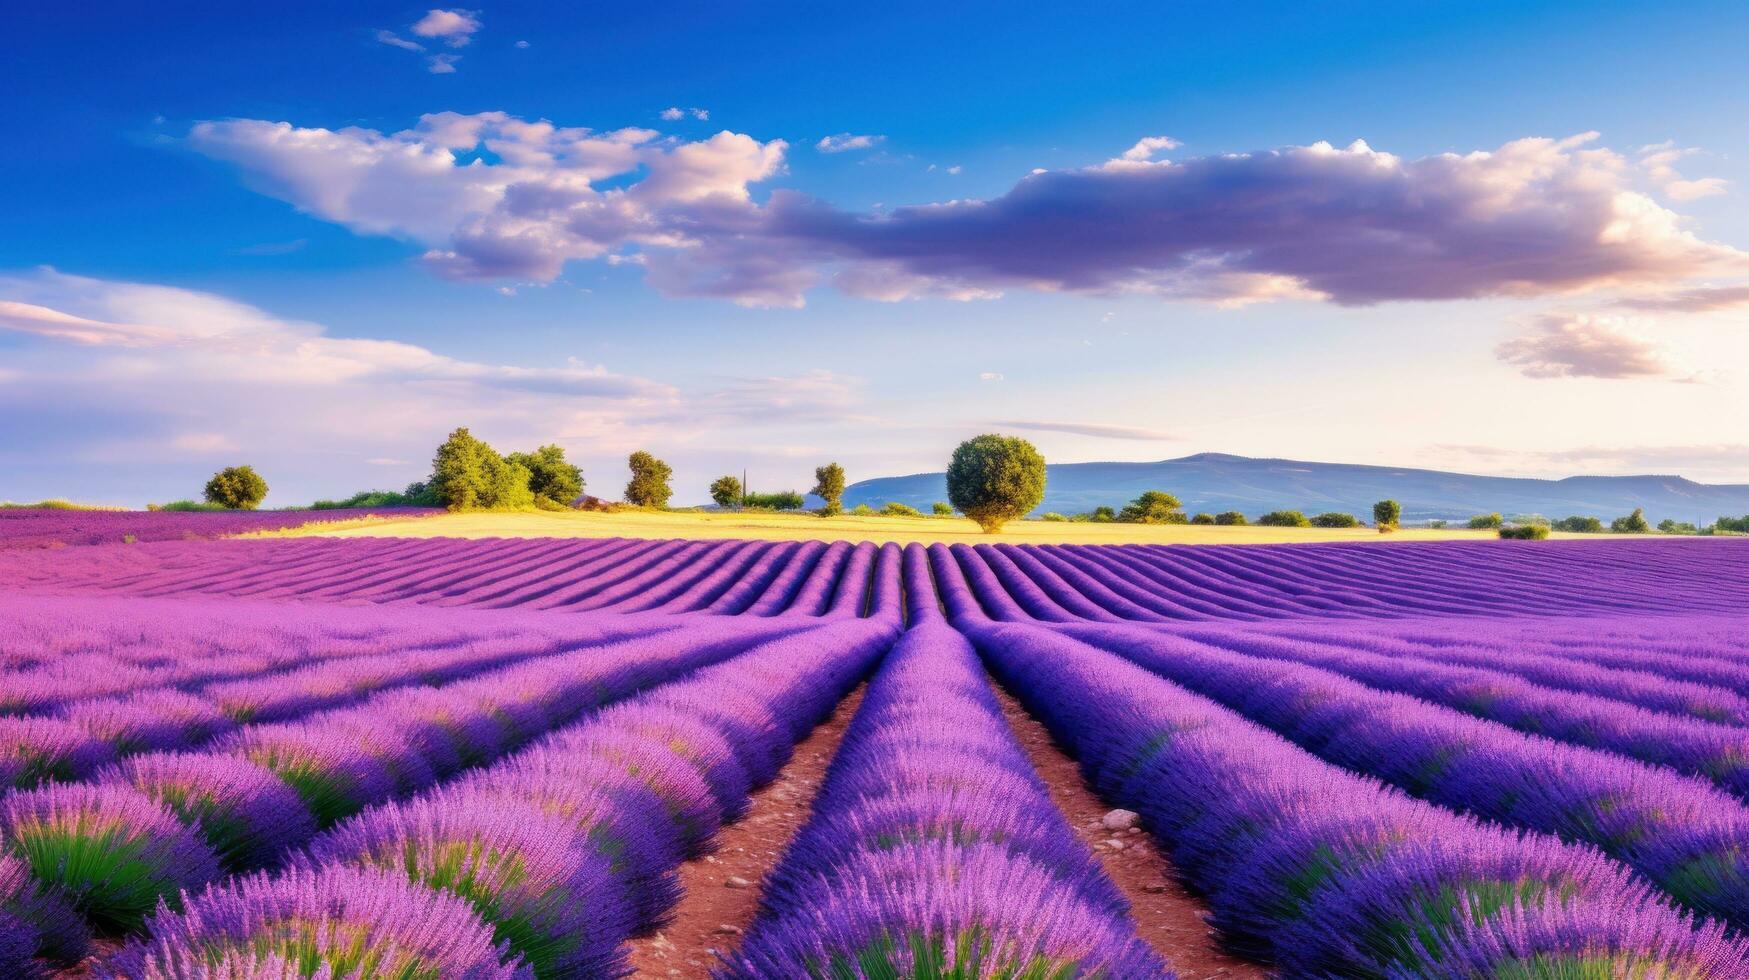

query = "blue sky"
[{"left": 3, "top": 2, "right": 1748, "bottom": 505}]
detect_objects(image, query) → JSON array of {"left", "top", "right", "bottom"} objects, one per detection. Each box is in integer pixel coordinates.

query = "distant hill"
[{"left": 841, "top": 452, "right": 1749, "bottom": 524}]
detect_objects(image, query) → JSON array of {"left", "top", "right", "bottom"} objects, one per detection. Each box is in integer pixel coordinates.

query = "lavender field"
[{"left": 3, "top": 521, "right": 1749, "bottom": 978}]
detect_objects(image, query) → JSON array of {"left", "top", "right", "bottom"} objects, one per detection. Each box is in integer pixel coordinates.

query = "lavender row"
[
  {"left": 1067, "top": 622, "right": 1749, "bottom": 930},
  {"left": 1177, "top": 623, "right": 1749, "bottom": 797},
  {"left": 0, "top": 602, "right": 686, "bottom": 790},
  {"left": 12, "top": 533, "right": 1749, "bottom": 623},
  {"left": 723, "top": 619, "right": 1169, "bottom": 978},
  {"left": 966, "top": 620, "right": 1747, "bottom": 976},
  {"left": 105, "top": 617, "right": 900, "bottom": 978},
  {"left": 0, "top": 616, "right": 803, "bottom": 966},
  {"left": 0, "top": 506, "right": 438, "bottom": 551},
  {"left": 1266, "top": 614, "right": 1749, "bottom": 706},
  {"left": 964, "top": 538, "right": 1749, "bottom": 621},
  {"left": 0, "top": 593, "right": 652, "bottom": 714},
  {"left": 1, "top": 536, "right": 900, "bottom": 619}
]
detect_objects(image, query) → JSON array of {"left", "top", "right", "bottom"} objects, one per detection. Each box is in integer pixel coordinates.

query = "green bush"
[
  {"left": 1499, "top": 524, "right": 1550, "bottom": 540},
  {"left": 945, "top": 434, "right": 1047, "bottom": 534},
  {"left": 812, "top": 464, "right": 846, "bottom": 516},
  {"left": 1257, "top": 510, "right": 1311, "bottom": 528},
  {"left": 428, "top": 428, "right": 533, "bottom": 510},
  {"left": 1088, "top": 506, "right": 1117, "bottom": 523},
  {"left": 1213, "top": 511, "right": 1248, "bottom": 526},
  {"left": 1717, "top": 515, "right": 1749, "bottom": 533},
  {"left": 1611, "top": 507, "right": 1650, "bottom": 534},
  {"left": 1310, "top": 512, "right": 1360, "bottom": 528},
  {"left": 203, "top": 466, "right": 269, "bottom": 510},
  {"left": 505, "top": 445, "right": 582, "bottom": 509},
  {"left": 1467, "top": 513, "right": 1504, "bottom": 530},
  {"left": 1118, "top": 490, "right": 1185, "bottom": 525},
  {"left": 850, "top": 503, "right": 875, "bottom": 516},
  {"left": 709, "top": 475, "right": 743, "bottom": 509},
  {"left": 932, "top": 502, "right": 954, "bottom": 516},
  {"left": 1552, "top": 515, "right": 1603, "bottom": 533},
  {"left": 1188, "top": 513, "right": 1215, "bottom": 525},
  {"left": 624, "top": 451, "right": 673, "bottom": 508},
  {"left": 1040, "top": 512, "right": 1068, "bottom": 522},
  {"left": 744, "top": 491, "right": 805, "bottom": 510},
  {"left": 1658, "top": 519, "right": 1700, "bottom": 535},
  {"left": 153, "top": 500, "right": 227, "bottom": 512},
  {"left": 1427, "top": 519, "right": 1448, "bottom": 529},
  {"left": 310, "top": 489, "right": 428, "bottom": 510},
  {"left": 882, "top": 502, "right": 922, "bottom": 517},
  {"left": 1373, "top": 499, "right": 1401, "bottom": 532}
]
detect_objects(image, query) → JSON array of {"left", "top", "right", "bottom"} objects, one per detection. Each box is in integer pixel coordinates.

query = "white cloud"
[
  {"left": 1115, "top": 135, "right": 1181, "bottom": 164},
  {"left": 427, "top": 53, "right": 461, "bottom": 74},
  {"left": 0, "top": 269, "right": 666, "bottom": 395},
  {"left": 0, "top": 270, "right": 879, "bottom": 504},
  {"left": 374, "top": 30, "right": 424, "bottom": 52},
  {"left": 190, "top": 114, "right": 785, "bottom": 284},
  {"left": 193, "top": 117, "right": 1749, "bottom": 310},
  {"left": 660, "top": 107, "right": 709, "bottom": 121},
  {"left": 1618, "top": 284, "right": 1749, "bottom": 313},
  {"left": 978, "top": 371, "right": 1004, "bottom": 381},
  {"left": 1639, "top": 141, "right": 1728, "bottom": 202},
  {"left": 816, "top": 133, "right": 885, "bottom": 154},
  {"left": 411, "top": 9, "right": 481, "bottom": 46},
  {"left": 515, "top": 40, "right": 530, "bottom": 49},
  {"left": 1495, "top": 312, "right": 1678, "bottom": 380},
  {"left": 995, "top": 420, "right": 1177, "bottom": 441}
]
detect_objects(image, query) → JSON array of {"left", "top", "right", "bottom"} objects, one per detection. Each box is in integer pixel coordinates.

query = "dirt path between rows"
[
  {"left": 992, "top": 686, "right": 1268, "bottom": 980},
  {"left": 626, "top": 685, "right": 865, "bottom": 978}
]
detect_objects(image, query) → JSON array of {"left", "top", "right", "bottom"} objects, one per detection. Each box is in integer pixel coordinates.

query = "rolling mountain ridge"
[{"left": 841, "top": 452, "right": 1749, "bottom": 523}]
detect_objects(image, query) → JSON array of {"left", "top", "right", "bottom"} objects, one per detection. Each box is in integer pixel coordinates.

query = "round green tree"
[
  {"left": 811, "top": 463, "right": 846, "bottom": 516},
  {"left": 505, "top": 444, "right": 582, "bottom": 509},
  {"left": 1373, "top": 499, "right": 1401, "bottom": 533},
  {"left": 945, "top": 434, "right": 1046, "bottom": 533},
  {"left": 625, "top": 451, "right": 673, "bottom": 508},
  {"left": 1118, "top": 490, "right": 1184, "bottom": 524},
  {"left": 203, "top": 466, "right": 268, "bottom": 510},
  {"left": 709, "top": 475, "right": 743, "bottom": 509}
]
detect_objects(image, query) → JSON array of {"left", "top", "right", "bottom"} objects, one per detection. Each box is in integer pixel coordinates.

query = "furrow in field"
[{"left": 90, "top": 616, "right": 901, "bottom": 979}]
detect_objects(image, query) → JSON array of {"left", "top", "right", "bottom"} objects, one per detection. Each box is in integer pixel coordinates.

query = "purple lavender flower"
[
  {"left": 102, "top": 751, "right": 317, "bottom": 871},
  {"left": 0, "top": 850, "right": 90, "bottom": 966},
  {"left": 301, "top": 789, "right": 633, "bottom": 977},
  {"left": 0, "top": 715, "right": 117, "bottom": 788},
  {"left": 219, "top": 723, "right": 401, "bottom": 827},
  {"left": 62, "top": 688, "right": 236, "bottom": 755},
  {"left": 107, "top": 864, "right": 528, "bottom": 978},
  {"left": 0, "top": 781, "right": 220, "bottom": 933}
]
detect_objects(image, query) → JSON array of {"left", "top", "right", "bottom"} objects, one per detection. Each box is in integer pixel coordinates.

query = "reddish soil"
[
  {"left": 992, "top": 685, "right": 1268, "bottom": 980},
  {"left": 625, "top": 685, "right": 865, "bottom": 978}
]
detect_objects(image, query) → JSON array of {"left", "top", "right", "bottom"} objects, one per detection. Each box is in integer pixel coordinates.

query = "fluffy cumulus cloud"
[
  {"left": 0, "top": 269, "right": 881, "bottom": 504},
  {"left": 1639, "top": 141, "right": 1728, "bottom": 202},
  {"left": 660, "top": 107, "right": 710, "bottom": 121},
  {"left": 0, "top": 269, "right": 664, "bottom": 396},
  {"left": 1494, "top": 312, "right": 1678, "bottom": 380},
  {"left": 411, "top": 9, "right": 481, "bottom": 46},
  {"left": 190, "top": 117, "right": 1748, "bottom": 310},
  {"left": 815, "top": 133, "right": 885, "bottom": 154}
]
